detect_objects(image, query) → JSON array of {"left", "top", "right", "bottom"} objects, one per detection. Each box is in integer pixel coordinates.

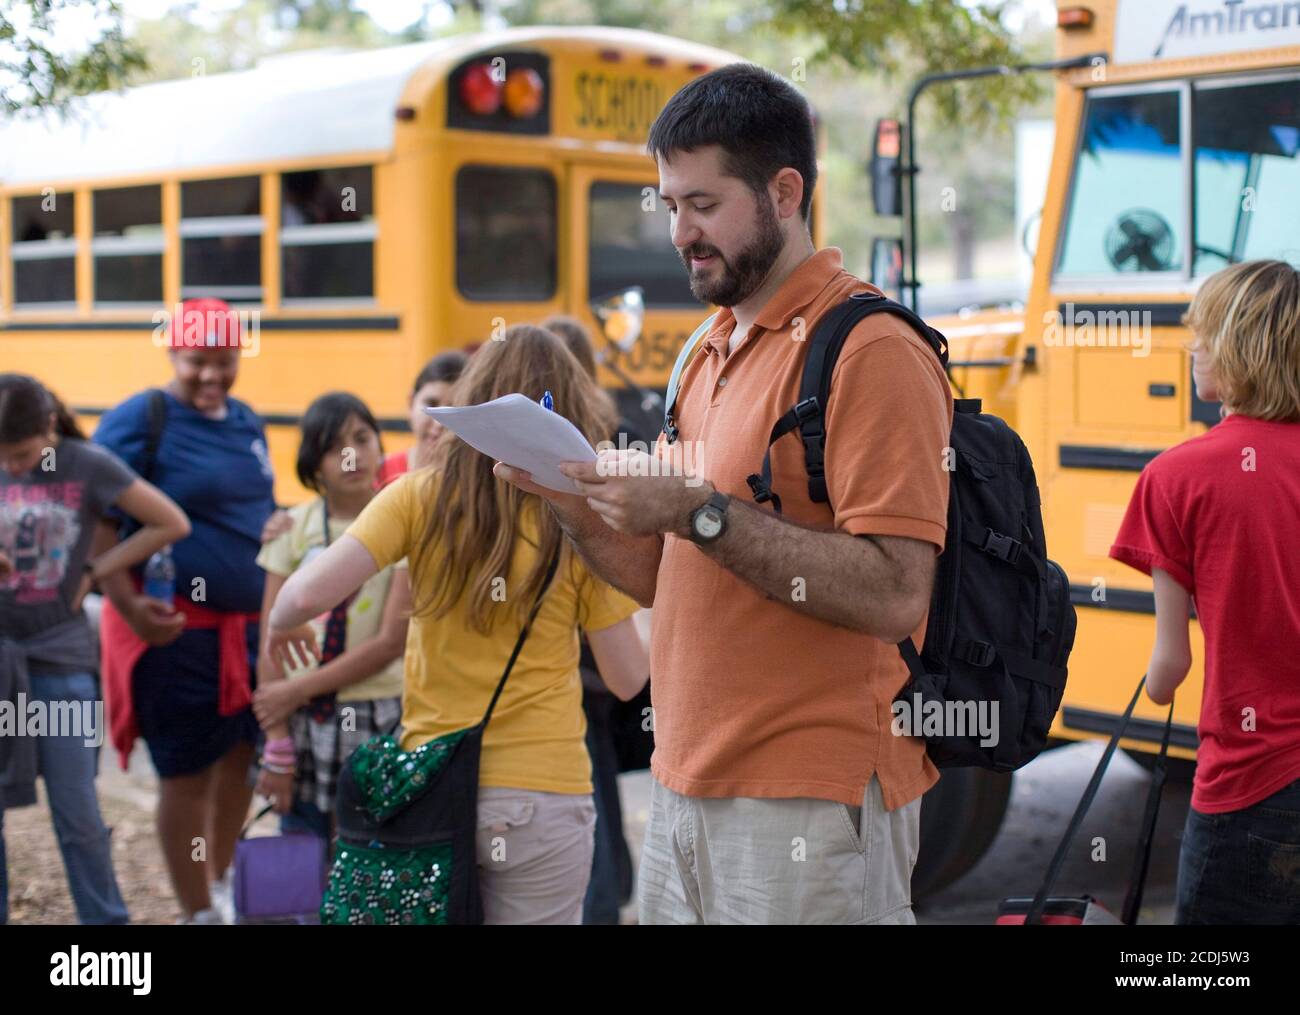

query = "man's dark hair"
[
  {"left": 647, "top": 63, "right": 817, "bottom": 222},
  {"left": 296, "top": 391, "right": 381, "bottom": 492}
]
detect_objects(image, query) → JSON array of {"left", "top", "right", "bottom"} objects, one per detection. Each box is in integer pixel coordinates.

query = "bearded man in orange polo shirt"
[{"left": 498, "top": 62, "right": 953, "bottom": 924}]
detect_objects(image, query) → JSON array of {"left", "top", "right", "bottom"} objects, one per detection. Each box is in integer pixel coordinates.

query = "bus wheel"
[{"left": 911, "top": 767, "right": 1013, "bottom": 902}]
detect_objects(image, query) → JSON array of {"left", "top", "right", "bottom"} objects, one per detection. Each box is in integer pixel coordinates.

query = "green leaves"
[
  {"left": 762, "top": 0, "right": 1043, "bottom": 128},
  {"left": 0, "top": 0, "right": 146, "bottom": 116}
]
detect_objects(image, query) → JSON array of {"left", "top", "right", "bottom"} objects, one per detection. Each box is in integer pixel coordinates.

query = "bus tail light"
[
  {"left": 504, "top": 67, "right": 544, "bottom": 118},
  {"left": 459, "top": 62, "right": 502, "bottom": 115},
  {"left": 1058, "top": 7, "right": 1094, "bottom": 29}
]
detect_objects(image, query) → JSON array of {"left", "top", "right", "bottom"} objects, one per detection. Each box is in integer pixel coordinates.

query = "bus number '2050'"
[
  {"left": 574, "top": 73, "right": 665, "bottom": 137},
  {"left": 606, "top": 329, "right": 687, "bottom": 375}
]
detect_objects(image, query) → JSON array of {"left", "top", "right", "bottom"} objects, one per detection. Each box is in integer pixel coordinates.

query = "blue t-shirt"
[{"left": 94, "top": 389, "right": 276, "bottom": 613}]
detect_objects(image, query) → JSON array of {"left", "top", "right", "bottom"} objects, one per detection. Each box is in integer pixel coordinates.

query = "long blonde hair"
[
  {"left": 411, "top": 325, "right": 616, "bottom": 633},
  {"left": 1184, "top": 259, "right": 1300, "bottom": 422}
]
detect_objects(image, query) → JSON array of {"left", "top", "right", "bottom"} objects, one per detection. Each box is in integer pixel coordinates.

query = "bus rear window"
[
  {"left": 455, "top": 165, "right": 556, "bottom": 301},
  {"left": 588, "top": 181, "right": 700, "bottom": 307}
]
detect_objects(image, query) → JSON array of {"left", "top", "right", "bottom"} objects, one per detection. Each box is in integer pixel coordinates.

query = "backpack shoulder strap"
[
  {"left": 142, "top": 388, "right": 168, "bottom": 483},
  {"left": 745, "top": 293, "right": 949, "bottom": 511},
  {"left": 662, "top": 312, "right": 717, "bottom": 444}
]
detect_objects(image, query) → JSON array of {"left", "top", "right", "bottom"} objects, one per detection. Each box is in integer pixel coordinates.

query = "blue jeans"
[
  {"left": 1176, "top": 776, "right": 1300, "bottom": 925},
  {"left": 0, "top": 671, "right": 129, "bottom": 925}
]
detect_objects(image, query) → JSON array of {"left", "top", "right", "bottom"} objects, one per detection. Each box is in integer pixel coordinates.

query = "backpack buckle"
[
  {"left": 964, "top": 641, "right": 995, "bottom": 667},
  {"left": 746, "top": 474, "right": 772, "bottom": 504},
  {"left": 981, "top": 529, "right": 1023, "bottom": 565},
  {"left": 793, "top": 396, "right": 821, "bottom": 423}
]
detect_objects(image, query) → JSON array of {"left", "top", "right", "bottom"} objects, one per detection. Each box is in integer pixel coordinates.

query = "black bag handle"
[
  {"left": 118, "top": 388, "right": 168, "bottom": 543},
  {"left": 142, "top": 387, "right": 168, "bottom": 483},
  {"left": 1023, "top": 675, "right": 1175, "bottom": 925},
  {"left": 378, "top": 545, "right": 563, "bottom": 739},
  {"left": 746, "top": 293, "right": 950, "bottom": 513},
  {"left": 479, "top": 546, "right": 563, "bottom": 729},
  {"left": 240, "top": 802, "right": 277, "bottom": 840}
]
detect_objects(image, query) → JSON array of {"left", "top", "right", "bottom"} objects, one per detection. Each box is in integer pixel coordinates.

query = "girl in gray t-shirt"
[{"left": 0, "top": 372, "right": 189, "bottom": 924}]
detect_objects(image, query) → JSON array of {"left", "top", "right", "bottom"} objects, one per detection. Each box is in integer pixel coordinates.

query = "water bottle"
[{"left": 143, "top": 546, "right": 176, "bottom": 602}]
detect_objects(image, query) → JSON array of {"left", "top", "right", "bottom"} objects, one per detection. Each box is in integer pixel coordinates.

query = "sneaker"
[
  {"left": 209, "top": 870, "right": 236, "bottom": 925},
  {"left": 178, "top": 906, "right": 226, "bottom": 925}
]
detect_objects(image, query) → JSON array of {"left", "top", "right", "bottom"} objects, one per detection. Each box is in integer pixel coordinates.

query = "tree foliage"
[{"left": 0, "top": 0, "right": 145, "bottom": 115}]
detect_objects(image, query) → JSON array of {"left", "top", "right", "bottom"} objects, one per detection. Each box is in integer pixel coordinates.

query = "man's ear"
[{"left": 772, "top": 167, "right": 805, "bottom": 221}]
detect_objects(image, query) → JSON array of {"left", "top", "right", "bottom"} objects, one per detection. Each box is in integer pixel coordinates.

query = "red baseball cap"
[{"left": 168, "top": 298, "right": 242, "bottom": 349}]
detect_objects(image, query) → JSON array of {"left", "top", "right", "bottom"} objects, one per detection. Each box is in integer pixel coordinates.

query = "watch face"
[{"left": 694, "top": 508, "right": 723, "bottom": 540}]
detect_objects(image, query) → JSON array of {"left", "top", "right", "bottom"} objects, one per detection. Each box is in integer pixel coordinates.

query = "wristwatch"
[{"left": 689, "top": 491, "right": 731, "bottom": 545}]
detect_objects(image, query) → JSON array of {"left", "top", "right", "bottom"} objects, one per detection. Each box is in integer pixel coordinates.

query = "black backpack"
[{"left": 663, "top": 294, "right": 1077, "bottom": 771}]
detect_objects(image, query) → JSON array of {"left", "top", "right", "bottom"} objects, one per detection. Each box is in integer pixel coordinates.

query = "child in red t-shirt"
[{"left": 1109, "top": 259, "right": 1300, "bottom": 925}]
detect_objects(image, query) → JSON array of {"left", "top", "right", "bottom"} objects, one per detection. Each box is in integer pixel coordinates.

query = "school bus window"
[
  {"left": 11, "top": 191, "right": 76, "bottom": 306},
  {"left": 1057, "top": 90, "right": 1185, "bottom": 278},
  {"left": 455, "top": 165, "right": 556, "bottom": 301},
  {"left": 1193, "top": 77, "right": 1300, "bottom": 275},
  {"left": 180, "top": 176, "right": 263, "bottom": 304},
  {"left": 281, "top": 166, "right": 376, "bottom": 301},
  {"left": 93, "top": 185, "right": 164, "bottom": 305},
  {"left": 588, "top": 181, "right": 700, "bottom": 307}
]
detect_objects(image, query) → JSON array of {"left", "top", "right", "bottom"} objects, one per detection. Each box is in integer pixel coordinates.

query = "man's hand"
[
  {"left": 493, "top": 462, "right": 589, "bottom": 514},
  {"left": 559, "top": 449, "right": 712, "bottom": 537},
  {"left": 128, "top": 595, "right": 186, "bottom": 646}
]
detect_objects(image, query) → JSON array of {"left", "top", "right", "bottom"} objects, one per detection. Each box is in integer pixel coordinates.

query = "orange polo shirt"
[{"left": 650, "top": 247, "right": 953, "bottom": 811}]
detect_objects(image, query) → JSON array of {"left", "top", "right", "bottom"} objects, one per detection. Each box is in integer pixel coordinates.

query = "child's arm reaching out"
[{"left": 1147, "top": 567, "right": 1193, "bottom": 705}]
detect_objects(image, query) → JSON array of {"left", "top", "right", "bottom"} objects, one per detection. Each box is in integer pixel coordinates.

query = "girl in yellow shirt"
[{"left": 265, "top": 325, "right": 648, "bottom": 924}]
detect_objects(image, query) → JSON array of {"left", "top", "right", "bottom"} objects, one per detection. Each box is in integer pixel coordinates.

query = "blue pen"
[{"left": 541, "top": 390, "right": 554, "bottom": 412}]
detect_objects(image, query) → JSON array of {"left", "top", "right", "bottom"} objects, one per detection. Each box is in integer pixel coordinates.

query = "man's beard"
[{"left": 679, "top": 196, "right": 783, "bottom": 307}]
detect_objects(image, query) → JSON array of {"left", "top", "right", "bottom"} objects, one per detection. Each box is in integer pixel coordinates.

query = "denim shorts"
[{"left": 1176, "top": 776, "right": 1300, "bottom": 925}]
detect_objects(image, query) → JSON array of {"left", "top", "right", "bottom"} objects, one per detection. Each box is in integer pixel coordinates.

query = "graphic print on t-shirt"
[{"left": 0, "top": 482, "right": 84, "bottom": 604}]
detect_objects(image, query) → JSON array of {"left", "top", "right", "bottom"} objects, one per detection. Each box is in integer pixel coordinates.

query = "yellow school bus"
[
  {"left": 877, "top": 0, "right": 1300, "bottom": 891},
  {"left": 0, "top": 27, "right": 750, "bottom": 504}
]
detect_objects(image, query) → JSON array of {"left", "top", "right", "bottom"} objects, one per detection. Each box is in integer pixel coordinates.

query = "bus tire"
[{"left": 911, "top": 767, "right": 1013, "bottom": 902}]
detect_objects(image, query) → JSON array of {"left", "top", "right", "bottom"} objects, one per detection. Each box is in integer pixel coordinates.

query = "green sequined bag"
[{"left": 321, "top": 550, "right": 560, "bottom": 926}]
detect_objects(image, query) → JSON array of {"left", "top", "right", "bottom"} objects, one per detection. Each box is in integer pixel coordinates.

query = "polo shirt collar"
[{"left": 702, "top": 247, "right": 847, "bottom": 355}]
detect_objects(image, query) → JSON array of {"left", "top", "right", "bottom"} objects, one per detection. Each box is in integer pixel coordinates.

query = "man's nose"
[{"left": 670, "top": 211, "right": 699, "bottom": 251}]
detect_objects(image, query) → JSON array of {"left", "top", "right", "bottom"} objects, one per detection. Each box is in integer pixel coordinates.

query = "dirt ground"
[
  {"left": 4, "top": 749, "right": 175, "bottom": 924},
  {"left": 3, "top": 743, "right": 281, "bottom": 925},
  {"left": 6, "top": 737, "right": 1180, "bottom": 925}
]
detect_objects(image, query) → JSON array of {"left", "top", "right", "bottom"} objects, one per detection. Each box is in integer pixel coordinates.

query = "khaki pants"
[
  {"left": 474, "top": 786, "right": 596, "bottom": 924},
  {"left": 637, "top": 774, "right": 921, "bottom": 924}
]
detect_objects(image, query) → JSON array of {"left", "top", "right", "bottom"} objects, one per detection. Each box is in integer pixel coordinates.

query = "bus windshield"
[{"left": 1056, "top": 74, "right": 1300, "bottom": 281}]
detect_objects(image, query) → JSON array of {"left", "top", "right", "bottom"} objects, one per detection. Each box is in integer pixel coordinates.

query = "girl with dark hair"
[
  {"left": 376, "top": 350, "right": 470, "bottom": 488},
  {"left": 0, "top": 373, "right": 190, "bottom": 924},
  {"left": 264, "top": 326, "right": 648, "bottom": 924},
  {"left": 252, "top": 392, "right": 410, "bottom": 839},
  {"left": 258, "top": 351, "right": 471, "bottom": 545}
]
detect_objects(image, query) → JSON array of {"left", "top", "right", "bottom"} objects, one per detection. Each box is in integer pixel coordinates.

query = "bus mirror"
[
  {"left": 871, "top": 118, "right": 903, "bottom": 218},
  {"left": 591, "top": 286, "right": 645, "bottom": 353},
  {"left": 870, "top": 237, "right": 904, "bottom": 298}
]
